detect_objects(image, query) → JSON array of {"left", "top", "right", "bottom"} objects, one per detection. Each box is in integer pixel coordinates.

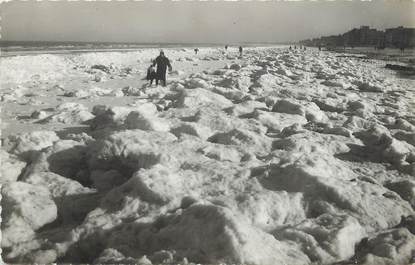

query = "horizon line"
[{"left": 1, "top": 24, "right": 413, "bottom": 45}]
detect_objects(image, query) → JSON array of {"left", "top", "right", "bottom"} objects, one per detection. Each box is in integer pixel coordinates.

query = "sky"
[{"left": 0, "top": 0, "right": 414, "bottom": 44}]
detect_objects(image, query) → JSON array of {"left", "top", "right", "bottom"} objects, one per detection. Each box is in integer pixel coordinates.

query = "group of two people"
[
  {"left": 146, "top": 51, "right": 172, "bottom": 86},
  {"left": 146, "top": 46, "right": 244, "bottom": 87}
]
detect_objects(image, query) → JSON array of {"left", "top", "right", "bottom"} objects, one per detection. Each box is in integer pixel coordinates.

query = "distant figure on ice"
[
  {"left": 318, "top": 45, "right": 322, "bottom": 51},
  {"left": 146, "top": 63, "right": 157, "bottom": 86},
  {"left": 400, "top": 43, "right": 406, "bottom": 53},
  {"left": 153, "top": 51, "right": 172, "bottom": 87},
  {"left": 289, "top": 46, "right": 292, "bottom": 50},
  {"left": 225, "top": 45, "right": 228, "bottom": 51},
  {"left": 239, "top": 46, "right": 243, "bottom": 57},
  {"left": 194, "top": 48, "right": 199, "bottom": 55}
]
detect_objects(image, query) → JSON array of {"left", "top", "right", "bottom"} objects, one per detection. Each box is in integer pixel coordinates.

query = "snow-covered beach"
[{"left": 1, "top": 46, "right": 415, "bottom": 265}]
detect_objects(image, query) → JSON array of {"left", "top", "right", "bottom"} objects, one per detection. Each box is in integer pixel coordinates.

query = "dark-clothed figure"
[
  {"left": 225, "top": 45, "right": 228, "bottom": 51},
  {"left": 146, "top": 64, "right": 157, "bottom": 86},
  {"left": 400, "top": 43, "right": 405, "bottom": 53},
  {"left": 153, "top": 51, "right": 172, "bottom": 86},
  {"left": 239, "top": 46, "right": 243, "bottom": 57},
  {"left": 194, "top": 48, "right": 199, "bottom": 55}
]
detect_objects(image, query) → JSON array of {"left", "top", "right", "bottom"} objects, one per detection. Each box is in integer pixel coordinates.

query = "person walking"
[
  {"left": 239, "top": 46, "right": 243, "bottom": 57},
  {"left": 223, "top": 45, "right": 229, "bottom": 55},
  {"left": 153, "top": 51, "right": 172, "bottom": 87}
]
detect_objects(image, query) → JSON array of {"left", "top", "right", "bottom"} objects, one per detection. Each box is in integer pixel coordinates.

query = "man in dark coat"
[{"left": 153, "top": 51, "right": 172, "bottom": 86}]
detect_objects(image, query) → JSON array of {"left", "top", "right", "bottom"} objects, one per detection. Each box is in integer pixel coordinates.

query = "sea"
[{"left": 0, "top": 41, "right": 284, "bottom": 57}]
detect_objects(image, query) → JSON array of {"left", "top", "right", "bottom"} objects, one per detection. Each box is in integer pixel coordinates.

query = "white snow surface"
[{"left": 1, "top": 47, "right": 415, "bottom": 265}]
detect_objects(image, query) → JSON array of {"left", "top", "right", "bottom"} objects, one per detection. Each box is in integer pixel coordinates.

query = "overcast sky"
[{"left": 1, "top": 0, "right": 414, "bottom": 43}]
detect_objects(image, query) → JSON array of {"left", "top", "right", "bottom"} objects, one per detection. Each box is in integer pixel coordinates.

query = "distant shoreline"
[
  {"left": 324, "top": 46, "right": 415, "bottom": 65},
  {"left": 0, "top": 44, "right": 289, "bottom": 57}
]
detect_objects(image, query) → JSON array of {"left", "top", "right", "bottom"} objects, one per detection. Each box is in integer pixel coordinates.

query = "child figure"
[{"left": 146, "top": 64, "right": 157, "bottom": 86}]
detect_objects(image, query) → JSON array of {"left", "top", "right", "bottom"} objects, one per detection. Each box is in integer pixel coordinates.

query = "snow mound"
[
  {"left": 252, "top": 110, "right": 308, "bottom": 132},
  {"left": 263, "top": 153, "right": 413, "bottom": 231},
  {"left": 355, "top": 228, "right": 415, "bottom": 265},
  {"left": 174, "top": 88, "right": 233, "bottom": 109},
  {"left": 6, "top": 131, "right": 60, "bottom": 160},
  {"left": 125, "top": 111, "right": 170, "bottom": 132},
  {"left": 0, "top": 150, "right": 26, "bottom": 184},
  {"left": 1, "top": 182, "right": 57, "bottom": 247},
  {"left": 107, "top": 203, "right": 311, "bottom": 265},
  {"left": 39, "top": 102, "right": 94, "bottom": 124},
  {"left": 276, "top": 213, "right": 366, "bottom": 263}
]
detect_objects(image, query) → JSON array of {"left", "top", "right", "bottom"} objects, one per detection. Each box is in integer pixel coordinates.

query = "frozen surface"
[{"left": 1, "top": 47, "right": 415, "bottom": 264}]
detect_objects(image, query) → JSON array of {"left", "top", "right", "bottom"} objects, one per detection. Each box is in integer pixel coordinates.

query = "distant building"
[
  {"left": 385, "top": 26, "right": 415, "bottom": 48},
  {"left": 342, "top": 26, "right": 383, "bottom": 47},
  {"left": 300, "top": 26, "right": 415, "bottom": 48}
]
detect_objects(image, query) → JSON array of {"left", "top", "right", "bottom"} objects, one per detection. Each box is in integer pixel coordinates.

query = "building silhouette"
[{"left": 300, "top": 26, "right": 415, "bottom": 49}]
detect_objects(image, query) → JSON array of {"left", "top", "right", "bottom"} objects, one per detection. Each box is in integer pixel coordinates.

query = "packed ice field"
[{"left": 1, "top": 46, "right": 415, "bottom": 265}]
